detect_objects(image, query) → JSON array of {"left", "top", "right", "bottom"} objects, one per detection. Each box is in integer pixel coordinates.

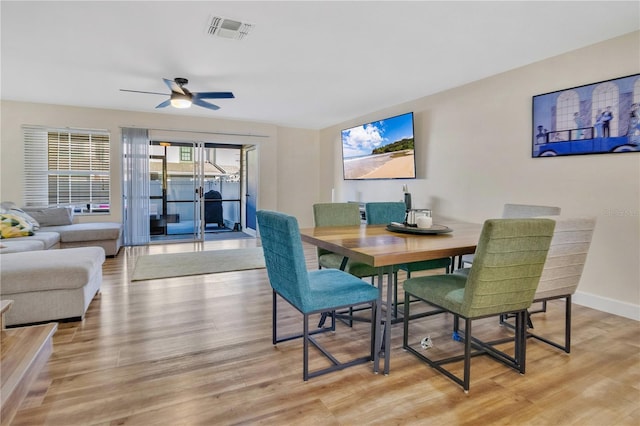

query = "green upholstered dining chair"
[
  {"left": 257, "top": 210, "right": 380, "bottom": 381},
  {"left": 313, "top": 203, "right": 381, "bottom": 326},
  {"left": 312, "top": 203, "right": 378, "bottom": 277},
  {"left": 365, "top": 201, "right": 452, "bottom": 317},
  {"left": 402, "top": 218, "right": 555, "bottom": 392},
  {"left": 458, "top": 203, "right": 561, "bottom": 269}
]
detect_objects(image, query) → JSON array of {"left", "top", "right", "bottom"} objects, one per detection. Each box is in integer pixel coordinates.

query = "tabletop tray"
[{"left": 386, "top": 223, "right": 453, "bottom": 235}]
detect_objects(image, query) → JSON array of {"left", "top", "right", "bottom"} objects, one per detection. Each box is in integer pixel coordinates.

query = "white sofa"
[
  {"left": 0, "top": 205, "right": 122, "bottom": 256},
  {"left": 0, "top": 204, "right": 114, "bottom": 326},
  {"left": 0, "top": 247, "right": 105, "bottom": 326}
]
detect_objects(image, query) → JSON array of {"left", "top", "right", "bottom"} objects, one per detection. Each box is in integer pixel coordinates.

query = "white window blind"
[{"left": 23, "top": 126, "right": 111, "bottom": 213}]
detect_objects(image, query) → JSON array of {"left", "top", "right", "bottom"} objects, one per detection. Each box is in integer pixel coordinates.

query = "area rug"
[{"left": 132, "top": 247, "right": 265, "bottom": 281}]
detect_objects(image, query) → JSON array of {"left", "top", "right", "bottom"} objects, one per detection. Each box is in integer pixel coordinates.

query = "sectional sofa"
[
  {"left": 0, "top": 205, "right": 122, "bottom": 256},
  {"left": 0, "top": 204, "right": 121, "bottom": 326}
]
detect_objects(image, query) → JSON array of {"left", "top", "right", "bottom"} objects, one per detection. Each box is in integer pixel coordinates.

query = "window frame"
[
  {"left": 23, "top": 125, "right": 111, "bottom": 214},
  {"left": 179, "top": 146, "right": 193, "bottom": 162}
]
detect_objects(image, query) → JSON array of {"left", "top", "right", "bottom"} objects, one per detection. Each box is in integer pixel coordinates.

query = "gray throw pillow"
[{"left": 23, "top": 206, "right": 74, "bottom": 226}]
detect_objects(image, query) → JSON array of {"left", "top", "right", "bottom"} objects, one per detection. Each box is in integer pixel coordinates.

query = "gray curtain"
[{"left": 122, "top": 127, "right": 150, "bottom": 246}]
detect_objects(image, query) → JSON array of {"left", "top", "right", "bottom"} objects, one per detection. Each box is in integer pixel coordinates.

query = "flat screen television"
[{"left": 341, "top": 112, "right": 416, "bottom": 180}]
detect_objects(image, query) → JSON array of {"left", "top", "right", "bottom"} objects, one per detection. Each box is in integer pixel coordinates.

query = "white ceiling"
[{"left": 2, "top": 1, "right": 639, "bottom": 129}]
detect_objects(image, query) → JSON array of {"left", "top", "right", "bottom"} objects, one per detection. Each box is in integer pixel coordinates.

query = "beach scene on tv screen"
[{"left": 342, "top": 112, "right": 415, "bottom": 179}]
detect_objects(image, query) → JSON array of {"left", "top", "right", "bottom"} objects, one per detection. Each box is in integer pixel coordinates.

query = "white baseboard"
[{"left": 573, "top": 290, "right": 640, "bottom": 321}]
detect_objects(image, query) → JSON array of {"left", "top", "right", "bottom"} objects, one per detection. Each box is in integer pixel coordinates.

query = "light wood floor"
[{"left": 10, "top": 238, "right": 640, "bottom": 425}]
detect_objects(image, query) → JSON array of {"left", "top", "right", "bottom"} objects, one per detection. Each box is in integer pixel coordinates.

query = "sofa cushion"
[
  {"left": 41, "top": 222, "right": 122, "bottom": 243},
  {"left": 23, "top": 206, "right": 74, "bottom": 226},
  {"left": 1, "top": 213, "right": 34, "bottom": 238},
  {"left": 17, "top": 231, "right": 60, "bottom": 249},
  {"left": 0, "top": 231, "right": 60, "bottom": 253},
  {"left": 0, "top": 240, "right": 46, "bottom": 253},
  {"left": 0, "top": 247, "right": 106, "bottom": 293}
]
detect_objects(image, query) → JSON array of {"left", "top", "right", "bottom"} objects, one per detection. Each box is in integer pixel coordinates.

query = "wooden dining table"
[{"left": 299, "top": 220, "right": 484, "bottom": 375}]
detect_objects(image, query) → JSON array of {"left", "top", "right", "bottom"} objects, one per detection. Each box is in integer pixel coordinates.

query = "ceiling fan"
[{"left": 120, "top": 77, "right": 234, "bottom": 111}]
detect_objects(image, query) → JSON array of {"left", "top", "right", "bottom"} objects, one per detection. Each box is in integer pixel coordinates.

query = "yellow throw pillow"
[
  {"left": 8, "top": 207, "right": 40, "bottom": 230},
  {"left": 0, "top": 213, "right": 35, "bottom": 238}
]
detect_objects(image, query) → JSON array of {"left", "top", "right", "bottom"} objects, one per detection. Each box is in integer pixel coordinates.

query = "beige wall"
[
  {"left": 274, "top": 126, "right": 320, "bottom": 225},
  {"left": 320, "top": 32, "right": 640, "bottom": 319},
  {"left": 0, "top": 102, "right": 320, "bottom": 227}
]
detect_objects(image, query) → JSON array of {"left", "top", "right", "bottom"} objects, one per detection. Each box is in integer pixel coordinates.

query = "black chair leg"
[
  {"left": 272, "top": 291, "right": 278, "bottom": 344},
  {"left": 372, "top": 299, "right": 381, "bottom": 373},
  {"left": 518, "top": 311, "right": 527, "bottom": 374},
  {"left": 393, "top": 272, "right": 399, "bottom": 318},
  {"left": 317, "top": 311, "right": 336, "bottom": 330},
  {"left": 403, "top": 291, "right": 410, "bottom": 348},
  {"left": 452, "top": 314, "right": 462, "bottom": 341},
  {"left": 526, "top": 311, "right": 534, "bottom": 329},
  {"left": 303, "top": 313, "right": 309, "bottom": 381},
  {"left": 463, "top": 318, "right": 472, "bottom": 393},
  {"left": 318, "top": 312, "right": 327, "bottom": 328},
  {"left": 565, "top": 295, "right": 572, "bottom": 353}
]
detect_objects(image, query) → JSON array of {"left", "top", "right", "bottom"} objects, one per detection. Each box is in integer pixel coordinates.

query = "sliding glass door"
[
  {"left": 201, "top": 144, "right": 242, "bottom": 235},
  {"left": 123, "top": 128, "right": 257, "bottom": 246},
  {"left": 244, "top": 147, "right": 258, "bottom": 235},
  {"left": 149, "top": 141, "right": 243, "bottom": 242},
  {"left": 149, "top": 142, "right": 202, "bottom": 241}
]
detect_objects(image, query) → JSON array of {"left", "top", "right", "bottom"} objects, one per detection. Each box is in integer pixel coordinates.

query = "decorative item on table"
[
  {"left": 402, "top": 184, "right": 412, "bottom": 211},
  {"left": 386, "top": 221, "right": 452, "bottom": 234},
  {"left": 416, "top": 210, "right": 433, "bottom": 229},
  {"left": 405, "top": 209, "right": 431, "bottom": 227}
]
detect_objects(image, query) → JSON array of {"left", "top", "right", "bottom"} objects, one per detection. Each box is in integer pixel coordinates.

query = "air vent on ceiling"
[{"left": 206, "top": 16, "right": 254, "bottom": 40}]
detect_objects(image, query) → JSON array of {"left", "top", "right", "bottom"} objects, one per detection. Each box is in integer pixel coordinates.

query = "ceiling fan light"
[
  {"left": 170, "top": 93, "right": 192, "bottom": 108},
  {"left": 171, "top": 99, "right": 191, "bottom": 108}
]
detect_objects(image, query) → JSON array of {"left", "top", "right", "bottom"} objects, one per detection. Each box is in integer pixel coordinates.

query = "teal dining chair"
[
  {"left": 402, "top": 218, "right": 555, "bottom": 392},
  {"left": 365, "top": 201, "right": 452, "bottom": 317},
  {"left": 257, "top": 210, "right": 381, "bottom": 380}
]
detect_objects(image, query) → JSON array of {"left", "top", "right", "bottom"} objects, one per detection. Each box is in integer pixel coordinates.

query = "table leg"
[
  {"left": 381, "top": 265, "right": 394, "bottom": 374},
  {"left": 374, "top": 269, "right": 381, "bottom": 373}
]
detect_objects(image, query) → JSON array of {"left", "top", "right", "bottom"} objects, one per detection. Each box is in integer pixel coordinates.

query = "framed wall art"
[{"left": 532, "top": 73, "right": 640, "bottom": 157}]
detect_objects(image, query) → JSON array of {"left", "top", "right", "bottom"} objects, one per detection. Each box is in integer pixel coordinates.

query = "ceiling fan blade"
[
  {"left": 193, "top": 91, "right": 235, "bottom": 99},
  {"left": 192, "top": 98, "right": 220, "bottom": 110},
  {"left": 155, "top": 99, "right": 171, "bottom": 108},
  {"left": 120, "top": 89, "right": 167, "bottom": 96},
  {"left": 163, "top": 78, "right": 185, "bottom": 95}
]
